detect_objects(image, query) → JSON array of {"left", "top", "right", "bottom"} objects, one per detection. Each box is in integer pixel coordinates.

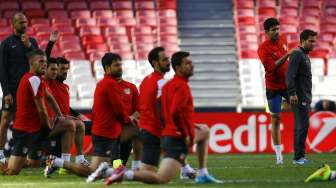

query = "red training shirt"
[
  {"left": 44, "top": 80, "right": 55, "bottom": 118},
  {"left": 118, "top": 79, "right": 139, "bottom": 116},
  {"left": 48, "top": 80, "right": 70, "bottom": 116},
  {"left": 161, "top": 75, "right": 195, "bottom": 141},
  {"left": 257, "top": 34, "right": 288, "bottom": 90},
  {"left": 13, "top": 73, "right": 46, "bottom": 133},
  {"left": 139, "top": 71, "right": 166, "bottom": 137},
  {"left": 91, "top": 74, "right": 130, "bottom": 139}
]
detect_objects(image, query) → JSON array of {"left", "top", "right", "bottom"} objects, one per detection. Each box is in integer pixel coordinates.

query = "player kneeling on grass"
[
  {"left": 43, "top": 53, "right": 137, "bottom": 179},
  {"left": 305, "top": 164, "right": 336, "bottom": 183},
  {"left": 104, "top": 51, "right": 222, "bottom": 185},
  {"left": 43, "top": 58, "right": 88, "bottom": 175},
  {"left": 0, "top": 49, "right": 64, "bottom": 175}
]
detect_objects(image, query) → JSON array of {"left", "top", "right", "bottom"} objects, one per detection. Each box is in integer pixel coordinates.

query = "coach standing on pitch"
[
  {"left": 0, "top": 13, "right": 38, "bottom": 161},
  {"left": 286, "top": 29, "right": 317, "bottom": 165}
]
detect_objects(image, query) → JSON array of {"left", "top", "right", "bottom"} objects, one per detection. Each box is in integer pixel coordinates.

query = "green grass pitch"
[{"left": 0, "top": 153, "right": 335, "bottom": 188}]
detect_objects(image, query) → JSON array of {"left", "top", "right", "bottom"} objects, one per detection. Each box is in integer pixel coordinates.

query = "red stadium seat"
[
  {"left": 135, "top": 35, "right": 155, "bottom": 43},
  {"left": 160, "top": 34, "right": 178, "bottom": 43},
  {"left": 90, "top": 1, "right": 111, "bottom": 10},
  {"left": 137, "top": 10, "right": 156, "bottom": 18},
  {"left": 158, "top": 9, "right": 176, "bottom": 18},
  {"left": 280, "top": 0, "right": 299, "bottom": 9},
  {"left": 82, "top": 35, "right": 104, "bottom": 46},
  {"left": 301, "top": 8, "right": 320, "bottom": 18},
  {"left": 25, "top": 10, "right": 46, "bottom": 19},
  {"left": 235, "top": 0, "right": 254, "bottom": 9},
  {"left": 31, "top": 19, "right": 50, "bottom": 27},
  {"left": 257, "top": 0, "right": 276, "bottom": 8},
  {"left": 157, "top": 0, "right": 176, "bottom": 10},
  {"left": 111, "top": 43, "right": 132, "bottom": 52},
  {"left": 299, "top": 23, "right": 319, "bottom": 32},
  {"left": 135, "top": 1, "right": 155, "bottom": 10},
  {"left": 119, "top": 18, "right": 136, "bottom": 27},
  {"left": 302, "top": 0, "right": 322, "bottom": 9},
  {"left": 300, "top": 16, "right": 319, "bottom": 25},
  {"left": 240, "top": 50, "right": 258, "bottom": 58},
  {"left": 280, "top": 25, "right": 297, "bottom": 35},
  {"left": 76, "top": 18, "right": 97, "bottom": 27},
  {"left": 160, "top": 26, "right": 178, "bottom": 35},
  {"left": 238, "top": 25, "right": 257, "bottom": 34},
  {"left": 0, "top": 19, "right": 8, "bottom": 27},
  {"left": 159, "top": 17, "right": 177, "bottom": 26},
  {"left": 107, "top": 35, "right": 129, "bottom": 44},
  {"left": 71, "top": 10, "right": 91, "bottom": 19},
  {"left": 240, "top": 43, "right": 258, "bottom": 51},
  {"left": 112, "top": 1, "right": 133, "bottom": 10},
  {"left": 45, "top": 2, "right": 64, "bottom": 10},
  {"left": 79, "top": 26, "right": 101, "bottom": 36},
  {"left": 53, "top": 25, "right": 75, "bottom": 36},
  {"left": 22, "top": 1, "right": 41, "bottom": 10},
  {"left": 238, "top": 17, "right": 256, "bottom": 25},
  {"left": 97, "top": 18, "right": 119, "bottom": 28},
  {"left": 279, "top": 16, "right": 299, "bottom": 25},
  {"left": 136, "top": 50, "right": 150, "bottom": 60},
  {"left": 116, "top": 51, "right": 133, "bottom": 60},
  {"left": 280, "top": 8, "right": 298, "bottom": 17},
  {"left": 93, "top": 10, "right": 114, "bottom": 18},
  {"left": 48, "top": 11, "right": 69, "bottom": 19},
  {"left": 236, "top": 9, "right": 254, "bottom": 17},
  {"left": 310, "top": 49, "right": 329, "bottom": 59},
  {"left": 67, "top": 2, "right": 88, "bottom": 11},
  {"left": 52, "top": 18, "right": 72, "bottom": 27},
  {"left": 65, "top": 51, "right": 86, "bottom": 60},
  {"left": 86, "top": 43, "right": 108, "bottom": 52},
  {"left": 116, "top": 10, "right": 134, "bottom": 18},
  {"left": 60, "top": 42, "right": 82, "bottom": 52},
  {"left": 134, "top": 25, "right": 152, "bottom": 35},
  {"left": 60, "top": 35, "right": 80, "bottom": 43},
  {"left": 104, "top": 26, "right": 127, "bottom": 36},
  {"left": 35, "top": 26, "right": 53, "bottom": 35},
  {"left": 239, "top": 33, "right": 258, "bottom": 43},
  {"left": 139, "top": 18, "right": 157, "bottom": 28},
  {"left": 0, "top": 2, "right": 19, "bottom": 11}
]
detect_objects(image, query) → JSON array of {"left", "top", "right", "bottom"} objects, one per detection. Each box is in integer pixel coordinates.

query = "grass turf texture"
[{"left": 0, "top": 153, "right": 335, "bottom": 188}]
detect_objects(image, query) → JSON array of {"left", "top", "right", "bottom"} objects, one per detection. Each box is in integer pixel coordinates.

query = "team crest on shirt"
[{"left": 124, "top": 88, "right": 131, "bottom": 95}]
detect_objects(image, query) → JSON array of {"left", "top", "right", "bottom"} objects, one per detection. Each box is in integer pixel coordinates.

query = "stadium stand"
[{"left": 177, "top": 0, "right": 240, "bottom": 108}]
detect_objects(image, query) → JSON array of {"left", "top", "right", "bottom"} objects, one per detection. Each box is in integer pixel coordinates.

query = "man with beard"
[{"left": 0, "top": 13, "right": 38, "bottom": 162}]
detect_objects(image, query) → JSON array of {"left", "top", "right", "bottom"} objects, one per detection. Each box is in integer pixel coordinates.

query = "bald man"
[{"left": 0, "top": 13, "right": 38, "bottom": 162}]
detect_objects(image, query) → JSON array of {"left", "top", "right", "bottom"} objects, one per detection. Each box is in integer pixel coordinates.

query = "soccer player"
[
  {"left": 43, "top": 58, "right": 88, "bottom": 173},
  {"left": 104, "top": 51, "right": 222, "bottom": 185},
  {"left": 286, "top": 29, "right": 317, "bottom": 165},
  {"left": 305, "top": 164, "right": 336, "bottom": 183},
  {"left": 0, "top": 13, "right": 39, "bottom": 162},
  {"left": 257, "top": 18, "right": 292, "bottom": 164},
  {"left": 0, "top": 49, "right": 63, "bottom": 175},
  {"left": 44, "top": 53, "right": 135, "bottom": 178}
]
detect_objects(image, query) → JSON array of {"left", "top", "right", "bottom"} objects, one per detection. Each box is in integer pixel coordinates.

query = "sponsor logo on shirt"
[{"left": 11, "top": 45, "right": 16, "bottom": 48}]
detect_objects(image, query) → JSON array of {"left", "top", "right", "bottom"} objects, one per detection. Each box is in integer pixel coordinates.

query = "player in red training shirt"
[
  {"left": 42, "top": 57, "right": 88, "bottom": 176},
  {"left": 0, "top": 49, "right": 63, "bottom": 175},
  {"left": 105, "top": 51, "right": 222, "bottom": 185},
  {"left": 44, "top": 53, "right": 136, "bottom": 179},
  {"left": 257, "top": 17, "right": 293, "bottom": 164}
]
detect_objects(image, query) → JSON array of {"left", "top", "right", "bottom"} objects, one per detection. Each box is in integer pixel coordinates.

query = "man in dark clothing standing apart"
[
  {"left": 286, "top": 29, "right": 317, "bottom": 165},
  {"left": 0, "top": 13, "right": 38, "bottom": 161}
]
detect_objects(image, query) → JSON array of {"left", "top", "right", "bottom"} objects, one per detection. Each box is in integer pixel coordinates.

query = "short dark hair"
[
  {"left": 56, "top": 57, "right": 70, "bottom": 65},
  {"left": 12, "top": 12, "right": 25, "bottom": 24},
  {"left": 263, "top": 17, "right": 279, "bottom": 31},
  {"left": 26, "top": 49, "right": 46, "bottom": 63},
  {"left": 101, "top": 52, "right": 121, "bottom": 71},
  {"left": 300, "top": 29, "right": 318, "bottom": 42},
  {"left": 148, "top": 47, "right": 165, "bottom": 67},
  {"left": 47, "top": 57, "right": 59, "bottom": 67},
  {"left": 171, "top": 51, "right": 190, "bottom": 72}
]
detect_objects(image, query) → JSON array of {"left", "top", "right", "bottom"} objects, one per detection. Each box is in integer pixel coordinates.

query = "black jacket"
[
  {"left": 0, "top": 34, "right": 38, "bottom": 96},
  {"left": 286, "top": 47, "right": 312, "bottom": 104}
]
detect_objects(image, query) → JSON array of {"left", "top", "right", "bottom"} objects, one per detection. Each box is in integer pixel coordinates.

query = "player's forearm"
[
  {"left": 38, "top": 111, "right": 51, "bottom": 129},
  {"left": 46, "top": 96, "right": 62, "bottom": 117},
  {"left": 275, "top": 53, "right": 290, "bottom": 69}
]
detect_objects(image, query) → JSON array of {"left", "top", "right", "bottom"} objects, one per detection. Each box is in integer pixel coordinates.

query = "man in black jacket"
[
  {"left": 0, "top": 13, "right": 39, "bottom": 161},
  {"left": 286, "top": 29, "right": 317, "bottom": 165}
]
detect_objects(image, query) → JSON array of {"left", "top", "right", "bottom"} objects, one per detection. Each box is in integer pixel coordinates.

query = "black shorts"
[
  {"left": 84, "top": 121, "right": 92, "bottom": 135},
  {"left": 139, "top": 129, "right": 161, "bottom": 167},
  {"left": 266, "top": 89, "right": 289, "bottom": 114},
  {"left": 40, "top": 127, "right": 62, "bottom": 157},
  {"left": 92, "top": 134, "right": 120, "bottom": 160},
  {"left": 11, "top": 129, "right": 45, "bottom": 160},
  {"left": 161, "top": 136, "right": 188, "bottom": 165}
]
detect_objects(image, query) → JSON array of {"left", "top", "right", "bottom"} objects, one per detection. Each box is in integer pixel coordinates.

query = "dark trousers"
[{"left": 292, "top": 103, "right": 310, "bottom": 160}]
